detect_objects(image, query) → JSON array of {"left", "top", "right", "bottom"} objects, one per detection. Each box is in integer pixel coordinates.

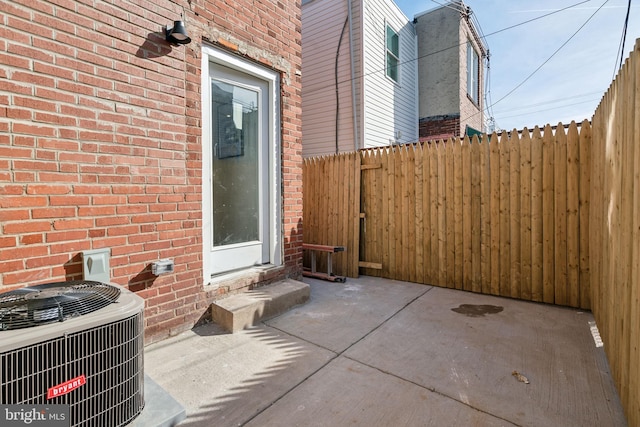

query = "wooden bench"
[{"left": 302, "top": 243, "right": 346, "bottom": 282}]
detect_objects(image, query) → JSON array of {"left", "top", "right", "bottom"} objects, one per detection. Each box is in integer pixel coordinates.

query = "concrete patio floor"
[{"left": 143, "top": 276, "right": 627, "bottom": 426}]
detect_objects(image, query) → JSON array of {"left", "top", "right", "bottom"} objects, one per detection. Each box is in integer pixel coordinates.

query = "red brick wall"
[
  {"left": 0, "top": 0, "right": 303, "bottom": 343},
  {"left": 419, "top": 114, "right": 461, "bottom": 141}
]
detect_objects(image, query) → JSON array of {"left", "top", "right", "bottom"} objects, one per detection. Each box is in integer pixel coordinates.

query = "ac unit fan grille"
[
  {"left": 0, "top": 312, "right": 144, "bottom": 427},
  {"left": 0, "top": 280, "right": 121, "bottom": 330}
]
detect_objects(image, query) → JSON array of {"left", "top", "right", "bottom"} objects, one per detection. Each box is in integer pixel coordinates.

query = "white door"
[{"left": 209, "top": 63, "right": 270, "bottom": 274}]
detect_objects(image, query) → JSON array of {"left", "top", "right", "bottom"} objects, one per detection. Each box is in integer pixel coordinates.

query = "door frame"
[{"left": 201, "top": 46, "right": 282, "bottom": 285}]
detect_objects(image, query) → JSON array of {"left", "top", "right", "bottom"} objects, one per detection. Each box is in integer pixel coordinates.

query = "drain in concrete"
[{"left": 451, "top": 304, "right": 503, "bottom": 317}]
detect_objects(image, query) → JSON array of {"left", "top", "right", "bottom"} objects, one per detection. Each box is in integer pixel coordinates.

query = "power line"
[
  {"left": 429, "top": 0, "right": 465, "bottom": 14},
  {"left": 612, "top": 0, "right": 632, "bottom": 79},
  {"left": 482, "top": 0, "right": 591, "bottom": 38},
  {"left": 491, "top": 90, "right": 604, "bottom": 114},
  {"left": 462, "top": 0, "right": 611, "bottom": 124},
  {"left": 494, "top": 98, "right": 599, "bottom": 120},
  {"left": 303, "top": 0, "right": 592, "bottom": 97}
]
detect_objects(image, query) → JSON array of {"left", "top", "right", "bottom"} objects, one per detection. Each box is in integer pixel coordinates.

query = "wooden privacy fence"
[
  {"left": 303, "top": 39, "right": 640, "bottom": 426},
  {"left": 589, "top": 40, "right": 640, "bottom": 426},
  {"left": 303, "top": 152, "right": 360, "bottom": 278},
  {"left": 304, "top": 121, "right": 592, "bottom": 310}
]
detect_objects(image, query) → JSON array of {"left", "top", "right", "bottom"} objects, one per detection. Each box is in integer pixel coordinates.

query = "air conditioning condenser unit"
[{"left": 0, "top": 280, "right": 145, "bottom": 427}]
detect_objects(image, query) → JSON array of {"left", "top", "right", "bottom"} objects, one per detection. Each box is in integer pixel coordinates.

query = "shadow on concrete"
[{"left": 144, "top": 321, "right": 334, "bottom": 427}]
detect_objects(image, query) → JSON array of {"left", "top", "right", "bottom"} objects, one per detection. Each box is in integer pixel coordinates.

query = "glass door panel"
[
  {"left": 212, "top": 81, "right": 259, "bottom": 247},
  {"left": 209, "top": 64, "right": 269, "bottom": 273}
]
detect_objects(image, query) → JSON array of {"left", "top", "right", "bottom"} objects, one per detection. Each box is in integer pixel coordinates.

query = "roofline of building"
[{"left": 414, "top": 0, "right": 488, "bottom": 57}]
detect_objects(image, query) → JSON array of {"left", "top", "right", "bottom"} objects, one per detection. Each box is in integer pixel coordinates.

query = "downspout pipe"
[
  {"left": 348, "top": 0, "right": 359, "bottom": 152},
  {"left": 335, "top": 17, "right": 349, "bottom": 154}
]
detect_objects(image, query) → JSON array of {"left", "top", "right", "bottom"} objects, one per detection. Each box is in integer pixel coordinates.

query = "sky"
[{"left": 393, "top": 0, "right": 640, "bottom": 131}]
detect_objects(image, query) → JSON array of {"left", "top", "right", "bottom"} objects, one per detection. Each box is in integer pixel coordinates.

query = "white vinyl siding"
[
  {"left": 301, "top": 0, "right": 361, "bottom": 157},
  {"left": 302, "top": 0, "right": 417, "bottom": 156},
  {"left": 362, "top": 0, "right": 418, "bottom": 148}
]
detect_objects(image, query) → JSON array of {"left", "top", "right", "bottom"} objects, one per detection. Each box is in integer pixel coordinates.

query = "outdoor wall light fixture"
[{"left": 165, "top": 20, "right": 191, "bottom": 45}]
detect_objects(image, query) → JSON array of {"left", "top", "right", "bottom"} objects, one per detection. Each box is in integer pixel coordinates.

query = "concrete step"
[{"left": 211, "top": 279, "right": 310, "bottom": 333}]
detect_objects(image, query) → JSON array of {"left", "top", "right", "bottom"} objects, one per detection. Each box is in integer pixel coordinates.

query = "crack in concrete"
[{"left": 242, "top": 286, "right": 433, "bottom": 425}]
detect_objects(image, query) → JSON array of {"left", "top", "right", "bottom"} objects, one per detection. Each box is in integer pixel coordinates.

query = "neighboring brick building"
[
  {"left": 415, "top": 1, "right": 487, "bottom": 141},
  {"left": 0, "top": 0, "right": 303, "bottom": 343}
]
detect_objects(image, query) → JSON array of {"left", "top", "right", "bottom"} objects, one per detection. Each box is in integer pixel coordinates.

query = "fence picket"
[
  {"left": 499, "top": 132, "right": 511, "bottom": 296},
  {"left": 510, "top": 129, "right": 521, "bottom": 298},
  {"left": 480, "top": 137, "right": 491, "bottom": 293},
  {"left": 372, "top": 150, "right": 383, "bottom": 277},
  {"left": 520, "top": 129, "right": 532, "bottom": 300},
  {"left": 388, "top": 147, "right": 397, "bottom": 278},
  {"left": 609, "top": 71, "right": 624, "bottom": 402},
  {"left": 542, "top": 124, "right": 555, "bottom": 303},
  {"left": 407, "top": 145, "right": 418, "bottom": 283},
  {"left": 446, "top": 140, "right": 456, "bottom": 288},
  {"left": 578, "top": 120, "right": 591, "bottom": 309},
  {"left": 402, "top": 146, "right": 411, "bottom": 281},
  {"left": 453, "top": 139, "right": 464, "bottom": 289},
  {"left": 423, "top": 143, "right": 433, "bottom": 284},
  {"left": 555, "top": 125, "right": 568, "bottom": 306},
  {"left": 490, "top": 133, "right": 500, "bottom": 295},
  {"left": 531, "top": 127, "right": 544, "bottom": 302},
  {"left": 430, "top": 142, "right": 439, "bottom": 286},
  {"left": 352, "top": 152, "right": 361, "bottom": 277},
  {"left": 395, "top": 147, "right": 404, "bottom": 280},
  {"left": 337, "top": 154, "right": 346, "bottom": 273},
  {"left": 437, "top": 142, "right": 447, "bottom": 287},
  {"left": 462, "top": 137, "right": 472, "bottom": 291},
  {"left": 566, "top": 122, "right": 580, "bottom": 308},
  {"left": 470, "top": 136, "right": 482, "bottom": 293},
  {"left": 414, "top": 144, "right": 424, "bottom": 284}
]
